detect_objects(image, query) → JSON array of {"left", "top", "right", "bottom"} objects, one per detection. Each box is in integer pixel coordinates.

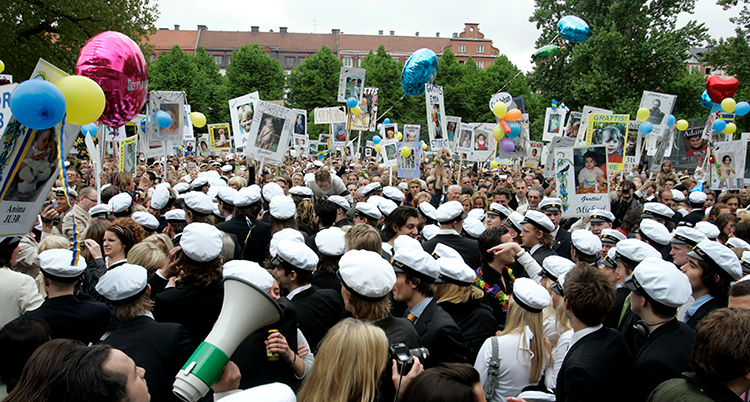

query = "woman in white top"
[{"left": 474, "top": 278, "right": 552, "bottom": 402}]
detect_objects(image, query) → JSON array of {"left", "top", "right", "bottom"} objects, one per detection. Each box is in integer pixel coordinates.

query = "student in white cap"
[
  {"left": 694, "top": 220, "right": 720, "bottom": 240},
  {"left": 89, "top": 204, "right": 113, "bottom": 220},
  {"left": 260, "top": 182, "right": 285, "bottom": 223},
  {"left": 215, "top": 186, "right": 238, "bottom": 221},
  {"left": 623, "top": 257, "right": 694, "bottom": 401},
  {"left": 215, "top": 185, "right": 272, "bottom": 264},
  {"left": 97, "top": 263, "right": 196, "bottom": 402},
  {"left": 636, "top": 218, "right": 673, "bottom": 261},
  {"left": 682, "top": 240, "right": 742, "bottom": 329},
  {"left": 337, "top": 249, "right": 421, "bottom": 402},
  {"left": 173, "top": 182, "right": 191, "bottom": 195},
  {"left": 726, "top": 236, "right": 750, "bottom": 250},
  {"left": 162, "top": 209, "right": 187, "bottom": 245},
  {"left": 382, "top": 206, "right": 420, "bottom": 257},
  {"left": 588, "top": 209, "right": 615, "bottom": 237},
  {"left": 503, "top": 211, "right": 525, "bottom": 243},
  {"left": 681, "top": 191, "right": 707, "bottom": 226},
  {"left": 131, "top": 211, "right": 159, "bottom": 236},
  {"left": 383, "top": 186, "right": 405, "bottom": 205},
  {"left": 362, "top": 181, "right": 383, "bottom": 200},
  {"left": 328, "top": 195, "right": 353, "bottom": 228},
  {"left": 540, "top": 197, "right": 572, "bottom": 260},
  {"left": 182, "top": 191, "right": 215, "bottom": 224},
  {"left": 269, "top": 195, "right": 299, "bottom": 234},
  {"left": 642, "top": 201, "right": 676, "bottom": 230},
  {"left": 305, "top": 169, "right": 352, "bottom": 204},
  {"left": 391, "top": 238, "right": 467, "bottom": 365},
  {"left": 474, "top": 278, "right": 552, "bottom": 401},
  {"left": 418, "top": 201, "right": 438, "bottom": 227},
  {"left": 152, "top": 222, "right": 226, "bottom": 342},
  {"left": 272, "top": 239, "right": 344, "bottom": 352},
  {"left": 486, "top": 203, "right": 511, "bottom": 229},
  {"left": 669, "top": 226, "right": 708, "bottom": 266},
  {"left": 570, "top": 229, "right": 603, "bottom": 265},
  {"left": 353, "top": 202, "right": 382, "bottom": 229},
  {"left": 600, "top": 228, "right": 626, "bottom": 260},
  {"left": 462, "top": 217, "right": 486, "bottom": 240},
  {"left": 311, "top": 227, "right": 346, "bottom": 291},
  {"left": 14, "top": 249, "right": 110, "bottom": 345},
  {"left": 421, "top": 201, "right": 481, "bottom": 270},
  {"left": 108, "top": 192, "right": 134, "bottom": 218},
  {"left": 520, "top": 210, "right": 557, "bottom": 267},
  {"left": 191, "top": 176, "right": 210, "bottom": 193}
]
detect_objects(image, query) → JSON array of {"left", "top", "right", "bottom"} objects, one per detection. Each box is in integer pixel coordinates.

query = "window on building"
[
  {"left": 477, "top": 61, "right": 484, "bottom": 68},
  {"left": 705, "top": 68, "right": 712, "bottom": 75},
  {"left": 285, "top": 56, "right": 295, "bottom": 67},
  {"left": 343, "top": 57, "right": 353, "bottom": 67},
  {"left": 358, "top": 57, "right": 365, "bottom": 67},
  {"left": 392, "top": 57, "right": 400, "bottom": 62},
  {"left": 477, "top": 45, "right": 485, "bottom": 53},
  {"left": 458, "top": 44, "right": 466, "bottom": 53},
  {"left": 213, "top": 55, "right": 222, "bottom": 65},
  {"left": 490, "top": 61, "right": 495, "bottom": 66},
  {"left": 459, "top": 60, "right": 465, "bottom": 65}
]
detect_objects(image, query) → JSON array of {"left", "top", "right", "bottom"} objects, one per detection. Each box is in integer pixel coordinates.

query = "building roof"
[
  {"left": 338, "top": 35, "right": 450, "bottom": 55},
  {"left": 198, "top": 31, "right": 336, "bottom": 52},
  {"left": 148, "top": 29, "right": 199, "bottom": 51}
]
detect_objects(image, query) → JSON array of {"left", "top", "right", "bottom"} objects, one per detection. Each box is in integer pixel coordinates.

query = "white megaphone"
[{"left": 173, "top": 267, "right": 283, "bottom": 402}]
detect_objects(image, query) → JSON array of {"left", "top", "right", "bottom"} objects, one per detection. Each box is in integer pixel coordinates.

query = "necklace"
[{"left": 474, "top": 266, "right": 516, "bottom": 313}]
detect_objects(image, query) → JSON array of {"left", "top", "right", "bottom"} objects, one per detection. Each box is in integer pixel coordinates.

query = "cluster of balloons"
[
  {"left": 346, "top": 97, "right": 362, "bottom": 116},
  {"left": 712, "top": 119, "right": 737, "bottom": 134},
  {"left": 491, "top": 102, "right": 522, "bottom": 153},
  {"left": 401, "top": 48, "right": 439, "bottom": 97}
]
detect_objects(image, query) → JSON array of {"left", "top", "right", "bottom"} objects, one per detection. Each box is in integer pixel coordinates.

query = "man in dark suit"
[
  {"left": 421, "top": 201, "right": 481, "bottom": 269},
  {"left": 328, "top": 195, "right": 353, "bottom": 228},
  {"left": 679, "top": 191, "right": 707, "bottom": 227},
  {"left": 16, "top": 249, "right": 111, "bottom": 345},
  {"left": 624, "top": 258, "right": 695, "bottom": 401},
  {"left": 520, "top": 210, "right": 557, "bottom": 266},
  {"left": 96, "top": 264, "right": 196, "bottom": 402},
  {"left": 556, "top": 264, "right": 633, "bottom": 402},
  {"left": 392, "top": 235, "right": 467, "bottom": 366},
  {"left": 215, "top": 186, "right": 271, "bottom": 264},
  {"left": 540, "top": 198, "right": 572, "bottom": 260}
]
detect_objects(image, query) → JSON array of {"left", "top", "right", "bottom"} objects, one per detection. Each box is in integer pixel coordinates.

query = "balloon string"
[
  {"left": 376, "top": 95, "right": 407, "bottom": 124},
  {"left": 495, "top": 33, "right": 561, "bottom": 94},
  {"left": 56, "top": 118, "right": 80, "bottom": 265}
]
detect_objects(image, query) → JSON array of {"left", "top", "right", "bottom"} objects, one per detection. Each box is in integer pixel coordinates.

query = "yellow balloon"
[
  {"left": 676, "top": 119, "right": 689, "bottom": 131},
  {"left": 190, "top": 112, "right": 207, "bottom": 128},
  {"left": 723, "top": 122, "right": 737, "bottom": 134},
  {"left": 400, "top": 147, "right": 411, "bottom": 157},
  {"left": 492, "top": 102, "right": 507, "bottom": 118},
  {"left": 422, "top": 143, "right": 427, "bottom": 150},
  {"left": 490, "top": 161, "right": 499, "bottom": 169},
  {"left": 351, "top": 106, "right": 362, "bottom": 115},
  {"left": 493, "top": 124, "right": 505, "bottom": 140},
  {"left": 637, "top": 107, "right": 650, "bottom": 123},
  {"left": 0, "top": 60, "right": 4, "bottom": 74},
  {"left": 395, "top": 132, "right": 403, "bottom": 141},
  {"left": 375, "top": 144, "right": 381, "bottom": 153},
  {"left": 54, "top": 75, "right": 106, "bottom": 125},
  {"left": 721, "top": 98, "right": 736, "bottom": 113}
]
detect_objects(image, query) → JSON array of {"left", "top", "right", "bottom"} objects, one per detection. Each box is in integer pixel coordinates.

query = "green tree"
[
  {"left": 286, "top": 46, "right": 342, "bottom": 137},
  {"left": 226, "top": 44, "right": 285, "bottom": 101},
  {"left": 361, "top": 45, "right": 415, "bottom": 135},
  {"left": 0, "top": 0, "right": 158, "bottom": 79},
  {"left": 528, "top": 0, "right": 707, "bottom": 121},
  {"left": 193, "top": 46, "right": 229, "bottom": 129}
]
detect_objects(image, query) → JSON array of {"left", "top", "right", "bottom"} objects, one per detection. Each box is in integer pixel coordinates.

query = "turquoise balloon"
[
  {"left": 701, "top": 90, "right": 716, "bottom": 110},
  {"left": 10, "top": 80, "right": 67, "bottom": 130},
  {"left": 639, "top": 121, "right": 653, "bottom": 134},
  {"left": 667, "top": 115, "right": 676, "bottom": 126},
  {"left": 383, "top": 118, "right": 391, "bottom": 125},
  {"left": 558, "top": 16, "right": 590, "bottom": 43},
  {"left": 81, "top": 123, "right": 98, "bottom": 136},
  {"left": 346, "top": 97, "right": 358, "bottom": 108},
  {"left": 735, "top": 101, "right": 750, "bottom": 116},
  {"left": 155, "top": 110, "right": 172, "bottom": 128},
  {"left": 401, "top": 48, "right": 439, "bottom": 97},
  {"left": 372, "top": 135, "right": 382, "bottom": 144},
  {"left": 506, "top": 121, "right": 522, "bottom": 138},
  {"left": 712, "top": 120, "right": 726, "bottom": 132}
]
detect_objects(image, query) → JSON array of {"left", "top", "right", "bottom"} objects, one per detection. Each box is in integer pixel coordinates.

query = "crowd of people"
[{"left": 1, "top": 149, "right": 750, "bottom": 402}]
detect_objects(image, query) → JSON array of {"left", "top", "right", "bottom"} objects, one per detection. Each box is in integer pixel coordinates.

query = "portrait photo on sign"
[
  {"left": 383, "top": 141, "right": 398, "bottom": 163},
  {"left": 331, "top": 122, "right": 347, "bottom": 143},
  {"left": 574, "top": 147, "right": 608, "bottom": 194},
  {"left": 457, "top": 124, "right": 473, "bottom": 153},
  {"left": 5, "top": 124, "right": 58, "bottom": 202},
  {"left": 381, "top": 123, "right": 398, "bottom": 140},
  {"left": 210, "top": 124, "right": 231, "bottom": 150},
  {"left": 254, "top": 114, "right": 284, "bottom": 152},
  {"left": 404, "top": 124, "right": 420, "bottom": 142},
  {"left": 198, "top": 134, "right": 211, "bottom": 155},
  {"left": 353, "top": 87, "right": 378, "bottom": 131},
  {"left": 543, "top": 108, "right": 567, "bottom": 142},
  {"left": 446, "top": 116, "right": 461, "bottom": 143},
  {"left": 639, "top": 91, "right": 676, "bottom": 136},
  {"left": 473, "top": 128, "right": 490, "bottom": 151},
  {"left": 159, "top": 102, "right": 182, "bottom": 137},
  {"left": 565, "top": 111, "right": 582, "bottom": 139},
  {"left": 338, "top": 67, "right": 366, "bottom": 102},
  {"left": 293, "top": 110, "right": 307, "bottom": 135},
  {"left": 710, "top": 140, "right": 747, "bottom": 190},
  {"left": 120, "top": 137, "right": 137, "bottom": 175},
  {"left": 228, "top": 92, "right": 260, "bottom": 151},
  {"left": 586, "top": 114, "right": 629, "bottom": 169}
]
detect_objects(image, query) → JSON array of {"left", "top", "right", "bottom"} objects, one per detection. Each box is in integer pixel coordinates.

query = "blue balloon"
[
  {"left": 155, "top": 110, "right": 172, "bottom": 128},
  {"left": 667, "top": 114, "right": 676, "bottom": 126},
  {"left": 735, "top": 101, "right": 750, "bottom": 116},
  {"left": 701, "top": 90, "right": 717, "bottom": 110},
  {"left": 372, "top": 135, "right": 382, "bottom": 144},
  {"left": 713, "top": 119, "right": 727, "bottom": 132},
  {"left": 506, "top": 121, "right": 522, "bottom": 138},
  {"left": 401, "top": 48, "right": 439, "bottom": 97},
  {"left": 9, "top": 80, "right": 67, "bottom": 130},
  {"left": 346, "top": 97, "right": 358, "bottom": 108},
  {"left": 81, "top": 123, "right": 98, "bottom": 136},
  {"left": 558, "top": 16, "right": 590, "bottom": 43},
  {"left": 383, "top": 118, "right": 391, "bottom": 125},
  {"left": 639, "top": 121, "right": 653, "bottom": 134}
]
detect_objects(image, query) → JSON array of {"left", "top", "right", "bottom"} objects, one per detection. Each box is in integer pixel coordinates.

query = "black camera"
[{"left": 389, "top": 343, "right": 429, "bottom": 373}]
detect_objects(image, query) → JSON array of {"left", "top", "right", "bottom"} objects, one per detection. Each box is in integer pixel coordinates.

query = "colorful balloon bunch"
[{"left": 492, "top": 103, "right": 522, "bottom": 153}]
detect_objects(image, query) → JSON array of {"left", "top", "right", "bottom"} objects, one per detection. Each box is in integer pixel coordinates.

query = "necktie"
[
  {"left": 618, "top": 295, "right": 631, "bottom": 326},
  {"left": 407, "top": 313, "right": 417, "bottom": 323}
]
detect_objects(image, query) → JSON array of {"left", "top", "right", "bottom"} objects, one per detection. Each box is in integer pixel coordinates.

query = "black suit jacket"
[
  {"left": 604, "top": 287, "right": 630, "bottom": 329},
  {"left": 556, "top": 327, "right": 633, "bottom": 402},
  {"left": 153, "top": 278, "right": 224, "bottom": 342},
  {"left": 16, "top": 294, "right": 111, "bottom": 345},
  {"left": 215, "top": 217, "right": 271, "bottom": 264},
  {"left": 685, "top": 296, "right": 727, "bottom": 329},
  {"left": 287, "top": 286, "right": 345, "bottom": 352},
  {"left": 422, "top": 233, "right": 481, "bottom": 269},
  {"left": 531, "top": 245, "right": 557, "bottom": 267},
  {"left": 618, "top": 297, "right": 641, "bottom": 355},
  {"left": 374, "top": 314, "right": 422, "bottom": 402},
  {"left": 552, "top": 228, "right": 572, "bottom": 260},
  {"left": 631, "top": 319, "right": 694, "bottom": 401},
  {"left": 438, "top": 298, "right": 497, "bottom": 363},
  {"left": 103, "top": 316, "right": 196, "bottom": 402},
  {"left": 407, "top": 299, "right": 467, "bottom": 366},
  {"left": 680, "top": 209, "right": 705, "bottom": 227}
]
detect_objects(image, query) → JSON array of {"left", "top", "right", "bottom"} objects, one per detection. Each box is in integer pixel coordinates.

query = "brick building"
[{"left": 146, "top": 23, "right": 500, "bottom": 73}]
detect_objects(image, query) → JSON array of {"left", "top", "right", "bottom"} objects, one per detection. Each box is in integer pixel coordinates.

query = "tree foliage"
[
  {"left": 193, "top": 46, "right": 229, "bottom": 128},
  {"left": 226, "top": 44, "right": 285, "bottom": 101},
  {"left": 286, "top": 46, "right": 342, "bottom": 137},
  {"left": 0, "top": 0, "right": 158, "bottom": 79}
]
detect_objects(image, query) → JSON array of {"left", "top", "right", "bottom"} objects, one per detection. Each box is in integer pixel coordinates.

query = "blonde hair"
[
  {"left": 38, "top": 235, "right": 70, "bottom": 252},
  {"left": 112, "top": 291, "right": 154, "bottom": 322},
  {"left": 344, "top": 224, "right": 382, "bottom": 253},
  {"left": 435, "top": 283, "right": 484, "bottom": 304},
  {"left": 294, "top": 198, "right": 316, "bottom": 229},
  {"left": 227, "top": 176, "right": 247, "bottom": 189},
  {"left": 501, "top": 298, "right": 549, "bottom": 383},
  {"left": 297, "top": 319, "right": 388, "bottom": 402},
  {"left": 142, "top": 233, "right": 174, "bottom": 256},
  {"left": 413, "top": 191, "right": 431, "bottom": 207},
  {"left": 342, "top": 287, "right": 391, "bottom": 322},
  {"left": 471, "top": 191, "right": 489, "bottom": 211},
  {"left": 553, "top": 297, "right": 572, "bottom": 334},
  {"left": 127, "top": 242, "right": 167, "bottom": 275}
]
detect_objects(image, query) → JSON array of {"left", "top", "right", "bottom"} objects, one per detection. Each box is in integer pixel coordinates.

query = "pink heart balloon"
[
  {"left": 706, "top": 75, "right": 738, "bottom": 104},
  {"left": 76, "top": 31, "right": 148, "bottom": 129}
]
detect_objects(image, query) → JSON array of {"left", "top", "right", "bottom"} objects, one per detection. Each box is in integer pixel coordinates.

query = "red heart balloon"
[{"left": 706, "top": 76, "right": 739, "bottom": 104}]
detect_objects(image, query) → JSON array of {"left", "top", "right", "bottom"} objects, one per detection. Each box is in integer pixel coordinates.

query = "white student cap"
[
  {"left": 221, "top": 165, "right": 233, "bottom": 173},
  {"left": 109, "top": 193, "right": 133, "bottom": 216},
  {"left": 393, "top": 234, "right": 423, "bottom": 254},
  {"left": 234, "top": 186, "right": 261, "bottom": 207},
  {"left": 219, "top": 383, "right": 296, "bottom": 402},
  {"left": 131, "top": 211, "right": 159, "bottom": 231},
  {"left": 588, "top": 209, "right": 615, "bottom": 224},
  {"left": 383, "top": 186, "right": 405, "bottom": 203},
  {"left": 164, "top": 209, "right": 186, "bottom": 223},
  {"left": 505, "top": 212, "right": 525, "bottom": 233},
  {"left": 95, "top": 264, "right": 148, "bottom": 304},
  {"left": 173, "top": 182, "right": 191, "bottom": 194},
  {"left": 89, "top": 204, "right": 112, "bottom": 218},
  {"left": 642, "top": 202, "right": 675, "bottom": 221},
  {"left": 512, "top": 278, "right": 551, "bottom": 313},
  {"left": 338, "top": 249, "right": 396, "bottom": 301},
  {"left": 726, "top": 237, "right": 750, "bottom": 250},
  {"left": 688, "top": 191, "right": 707, "bottom": 204},
  {"left": 687, "top": 240, "right": 743, "bottom": 280},
  {"left": 421, "top": 224, "right": 440, "bottom": 241},
  {"left": 467, "top": 208, "right": 485, "bottom": 222},
  {"left": 638, "top": 219, "right": 672, "bottom": 246},
  {"left": 539, "top": 198, "right": 563, "bottom": 213},
  {"left": 602, "top": 247, "right": 618, "bottom": 269},
  {"left": 354, "top": 202, "right": 382, "bottom": 221},
  {"left": 418, "top": 202, "right": 438, "bottom": 221},
  {"left": 39, "top": 249, "right": 86, "bottom": 281},
  {"left": 624, "top": 257, "right": 692, "bottom": 308},
  {"left": 269, "top": 228, "right": 305, "bottom": 257},
  {"left": 363, "top": 182, "right": 382, "bottom": 196},
  {"left": 571, "top": 230, "right": 603, "bottom": 256},
  {"left": 289, "top": 186, "right": 314, "bottom": 198},
  {"left": 313, "top": 160, "right": 324, "bottom": 169},
  {"left": 183, "top": 191, "right": 215, "bottom": 214},
  {"left": 487, "top": 203, "right": 512, "bottom": 219},
  {"left": 671, "top": 189, "right": 685, "bottom": 203},
  {"left": 392, "top": 246, "right": 440, "bottom": 283},
  {"left": 671, "top": 226, "right": 708, "bottom": 247},
  {"left": 436, "top": 257, "right": 476, "bottom": 286},
  {"left": 695, "top": 221, "right": 720, "bottom": 240},
  {"left": 377, "top": 198, "right": 398, "bottom": 217},
  {"left": 222, "top": 260, "right": 274, "bottom": 294},
  {"left": 191, "top": 177, "right": 209, "bottom": 190},
  {"left": 600, "top": 228, "right": 626, "bottom": 244},
  {"left": 328, "top": 195, "right": 350, "bottom": 210},
  {"left": 522, "top": 210, "right": 555, "bottom": 233},
  {"left": 435, "top": 201, "right": 466, "bottom": 223},
  {"left": 180, "top": 223, "right": 223, "bottom": 262},
  {"left": 273, "top": 240, "right": 318, "bottom": 271},
  {"left": 315, "top": 227, "right": 346, "bottom": 257},
  {"left": 614, "top": 239, "right": 661, "bottom": 266},
  {"left": 463, "top": 217, "right": 486, "bottom": 239},
  {"left": 262, "top": 182, "right": 284, "bottom": 203},
  {"left": 150, "top": 186, "right": 174, "bottom": 210},
  {"left": 216, "top": 187, "right": 238, "bottom": 206},
  {"left": 541, "top": 255, "right": 575, "bottom": 282},
  {"left": 270, "top": 196, "right": 296, "bottom": 220},
  {"left": 432, "top": 243, "right": 463, "bottom": 260}
]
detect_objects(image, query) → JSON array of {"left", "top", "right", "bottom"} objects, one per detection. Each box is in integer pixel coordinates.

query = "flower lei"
[{"left": 474, "top": 266, "right": 516, "bottom": 313}]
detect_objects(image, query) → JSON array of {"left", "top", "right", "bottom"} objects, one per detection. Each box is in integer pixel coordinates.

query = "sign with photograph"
[
  {"left": 710, "top": 140, "right": 747, "bottom": 190},
  {"left": 228, "top": 92, "right": 260, "bottom": 151},
  {"left": 564, "top": 111, "right": 582, "bottom": 139},
  {"left": 292, "top": 134, "right": 308, "bottom": 158},
  {"left": 425, "top": 84, "right": 448, "bottom": 150},
  {"left": 397, "top": 141, "right": 420, "bottom": 178},
  {"left": 292, "top": 108, "right": 307, "bottom": 136},
  {"left": 585, "top": 113, "right": 630, "bottom": 172},
  {"left": 197, "top": 134, "right": 211, "bottom": 155},
  {"left": 524, "top": 141, "right": 543, "bottom": 169},
  {"left": 183, "top": 104, "right": 194, "bottom": 142},
  {"left": 467, "top": 123, "right": 497, "bottom": 162},
  {"left": 639, "top": 91, "right": 677, "bottom": 138},
  {"left": 457, "top": 122, "right": 474, "bottom": 154},
  {"left": 314, "top": 106, "right": 347, "bottom": 124},
  {"left": 208, "top": 123, "right": 231, "bottom": 151},
  {"left": 350, "top": 87, "right": 378, "bottom": 131},
  {"left": 544, "top": 136, "right": 577, "bottom": 178},
  {"left": 624, "top": 121, "right": 642, "bottom": 173},
  {"left": 445, "top": 116, "right": 461, "bottom": 150},
  {"left": 380, "top": 123, "right": 399, "bottom": 141},
  {"left": 337, "top": 67, "right": 366, "bottom": 103},
  {"left": 554, "top": 145, "right": 610, "bottom": 218},
  {"left": 245, "top": 101, "right": 294, "bottom": 164},
  {"left": 331, "top": 122, "right": 348, "bottom": 147},
  {"left": 381, "top": 139, "right": 399, "bottom": 167},
  {"left": 119, "top": 136, "right": 137, "bottom": 174},
  {"left": 148, "top": 91, "right": 186, "bottom": 142},
  {"left": 403, "top": 124, "right": 421, "bottom": 142},
  {"left": 543, "top": 107, "right": 568, "bottom": 142},
  {"left": 577, "top": 106, "right": 612, "bottom": 145}
]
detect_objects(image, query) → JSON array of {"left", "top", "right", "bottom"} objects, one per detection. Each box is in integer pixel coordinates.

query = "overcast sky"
[{"left": 155, "top": 0, "right": 739, "bottom": 72}]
